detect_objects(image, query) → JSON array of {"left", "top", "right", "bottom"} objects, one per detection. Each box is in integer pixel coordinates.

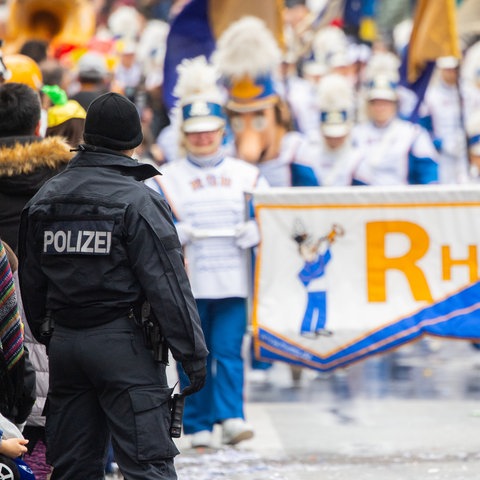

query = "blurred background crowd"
[{"left": 0, "top": 0, "right": 480, "bottom": 186}]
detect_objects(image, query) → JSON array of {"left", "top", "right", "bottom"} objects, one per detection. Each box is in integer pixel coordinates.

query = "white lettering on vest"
[
  {"left": 81, "top": 231, "right": 95, "bottom": 253},
  {"left": 43, "top": 231, "right": 54, "bottom": 252},
  {"left": 43, "top": 230, "right": 112, "bottom": 255}
]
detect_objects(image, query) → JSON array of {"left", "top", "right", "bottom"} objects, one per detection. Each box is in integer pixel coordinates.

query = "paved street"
[
  {"left": 176, "top": 398, "right": 480, "bottom": 479},
  {"left": 173, "top": 338, "right": 480, "bottom": 479},
  {"left": 106, "top": 337, "right": 480, "bottom": 479}
]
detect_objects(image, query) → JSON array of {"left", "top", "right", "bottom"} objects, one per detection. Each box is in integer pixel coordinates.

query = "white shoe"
[
  {"left": 191, "top": 430, "right": 212, "bottom": 448},
  {"left": 222, "top": 418, "right": 254, "bottom": 445}
]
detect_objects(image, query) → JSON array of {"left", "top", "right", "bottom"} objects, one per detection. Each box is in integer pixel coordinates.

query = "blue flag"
[
  {"left": 399, "top": 47, "right": 435, "bottom": 123},
  {"left": 163, "top": 0, "right": 284, "bottom": 112},
  {"left": 163, "top": 0, "right": 215, "bottom": 111}
]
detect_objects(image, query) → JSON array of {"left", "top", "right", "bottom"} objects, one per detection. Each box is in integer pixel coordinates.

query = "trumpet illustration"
[{"left": 292, "top": 220, "right": 345, "bottom": 338}]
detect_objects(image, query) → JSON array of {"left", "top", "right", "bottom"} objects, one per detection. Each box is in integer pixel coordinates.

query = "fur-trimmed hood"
[
  {"left": 0, "top": 135, "right": 75, "bottom": 251},
  {"left": 0, "top": 135, "right": 73, "bottom": 177}
]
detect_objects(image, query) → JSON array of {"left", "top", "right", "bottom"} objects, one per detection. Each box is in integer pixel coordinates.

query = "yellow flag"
[
  {"left": 209, "top": 0, "right": 284, "bottom": 50},
  {"left": 408, "top": 0, "right": 461, "bottom": 83}
]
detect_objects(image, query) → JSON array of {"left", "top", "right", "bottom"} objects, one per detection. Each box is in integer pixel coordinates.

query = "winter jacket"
[
  {"left": 18, "top": 144, "right": 208, "bottom": 370},
  {"left": 0, "top": 136, "right": 73, "bottom": 252}
]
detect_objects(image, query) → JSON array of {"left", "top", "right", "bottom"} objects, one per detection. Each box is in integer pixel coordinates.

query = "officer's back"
[{"left": 18, "top": 92, "right": 208, "bottom": 480}]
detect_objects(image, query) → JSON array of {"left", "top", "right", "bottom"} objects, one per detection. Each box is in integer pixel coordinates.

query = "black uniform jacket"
[{"left": 18, "top": 145, "right": 207, "bottom": 369}]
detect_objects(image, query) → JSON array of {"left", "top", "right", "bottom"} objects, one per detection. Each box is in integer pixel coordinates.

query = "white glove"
[
  {"left": 175, "top": 222, "right": 194, "bottom": 246},
  {"left": 235, "top": 220, "right": 260, "bottom": 249}
]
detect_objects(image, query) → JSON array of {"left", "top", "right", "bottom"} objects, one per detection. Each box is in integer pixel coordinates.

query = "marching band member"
[
  {"left": 352, "top": 73, "right": 439, "bottom": 186},
  {"left": 359, "top": 51, "right": 417, "bottom": 122},
  {"left": 420, "top": 56, "right": 468, "bottom": 184},
  {"left": 146, "top": 56, "right": 268, "bottom": 449},
  {"left": 298, "top": 73, "right": 360, "bottom": 186}
]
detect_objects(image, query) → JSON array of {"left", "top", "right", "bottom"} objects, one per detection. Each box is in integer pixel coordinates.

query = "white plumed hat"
[
  {"left": 173, "top": 56, "right": 226, "bottom": 133},
  {"left": 363, "top": 51, "right": 400, "bottom": 84},
  {"left": 137, "top": 20, "right": 170, "bottom": 87},
  {"left": 107, "top": 6, "right": 142, "bottom": 40},
  {"left": 365, "top": 72, "right": 399, "bottom": 101},
  {"left": 303, "top": 26, "right": 351, "bottom": 78},
  {"left": 212, "top": 16, "right": 282, "bottom": 112},
  {"left": 316, "top": 73, "right": 354, "bottom": 137}
]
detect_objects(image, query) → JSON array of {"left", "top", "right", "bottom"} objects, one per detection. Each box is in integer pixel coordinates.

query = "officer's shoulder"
[{"left": 139, "top": 181, "right": 170, "bottom": 208}]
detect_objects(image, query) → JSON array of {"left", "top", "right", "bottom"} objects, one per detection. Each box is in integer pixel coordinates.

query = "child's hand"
[{"left": 0, "top": 437, "right": 29, "bottom": 458}]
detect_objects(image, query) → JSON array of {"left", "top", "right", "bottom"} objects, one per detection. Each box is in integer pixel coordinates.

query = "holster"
[
  {"left": 140, "top": 301, "right": 169, "bottom": 365},
  {"left": 40, "top": 311, "right": 54, "bottom": 347}
]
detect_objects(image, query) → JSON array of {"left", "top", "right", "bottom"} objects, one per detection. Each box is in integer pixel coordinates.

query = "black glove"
[{"left": 182, "top": 363, "right": 207, "bottom": 396}]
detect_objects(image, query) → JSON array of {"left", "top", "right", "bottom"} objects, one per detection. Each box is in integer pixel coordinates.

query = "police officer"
[{"left": 17, "top": 92, "right": 208, "bottom": 480}]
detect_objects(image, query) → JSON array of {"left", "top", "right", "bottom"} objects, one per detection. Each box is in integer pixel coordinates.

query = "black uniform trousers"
[{"left": 46, "top": 315, "right": 178, "bottom": 480}]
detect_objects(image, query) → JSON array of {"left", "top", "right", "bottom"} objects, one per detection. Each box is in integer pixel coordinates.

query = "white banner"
[{"left": 251, "top": 185, "right": 480, "bottom": 371}]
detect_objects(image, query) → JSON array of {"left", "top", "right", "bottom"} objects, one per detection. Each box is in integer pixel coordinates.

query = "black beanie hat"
[{"left": 83, "top": 92, "right": 143, "bottom": 150}]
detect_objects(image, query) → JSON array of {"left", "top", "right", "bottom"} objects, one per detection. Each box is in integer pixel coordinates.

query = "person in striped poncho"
[{"left": 0, "top": 239, "right": 35, "bottom": 426}]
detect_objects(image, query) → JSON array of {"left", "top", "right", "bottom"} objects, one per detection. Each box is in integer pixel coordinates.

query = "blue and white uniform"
[
  {"left": 298, "top": 137, "right": 361, "bottom": 186},
  {"left": 420, "top": 80, "right": 468, "bottom": 184},
  {"left": 147, "top": 152, "right": 268, "bottom": 435},
  {"left": 257, "top": 131, "right": 319, "bottom": 187},
  {"left": 351, "top": 118, "right": 439, "bottom": 185}
]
